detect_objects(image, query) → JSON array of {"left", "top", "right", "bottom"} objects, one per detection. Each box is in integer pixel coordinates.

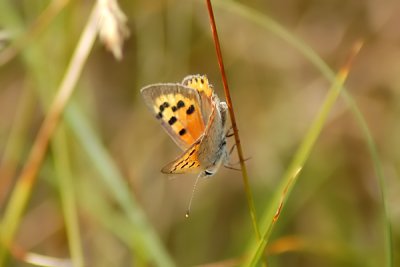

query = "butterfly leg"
[
  {"left": 226, "top": 141, "right": 251, "bottom": 163},
  {"left": 223, "top": 164, "right": 242, "bottom": 171},
  {"left": 221, "top": 142, "right": 238, "bottom": 171},
  {"left": 228, "top": 156, "right": 252, "bottom": 166},
  {"left": 223, "top": 143, "right": 251, "bottom": 171},
  {"left": 224, "top": 159, "right": 252, "bottom": 171},
  {"left": 228, "top": 142, "right": 236, "bottom": 156},
  {"left": 225, "top": 126, "right": 234, "bottom": 138}
]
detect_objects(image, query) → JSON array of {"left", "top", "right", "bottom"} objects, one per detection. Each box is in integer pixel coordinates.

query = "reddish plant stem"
[{"left": 205, "top": 0, "right": 261, "bottom": 241}]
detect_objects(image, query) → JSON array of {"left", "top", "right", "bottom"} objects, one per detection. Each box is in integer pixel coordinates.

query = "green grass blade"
[
  {"left": 245, "top": 55, "right": 356, "bottom": 265},
  {"left": 0, "top": 2, "right": 98, "bottom": 264},
  {"left": 0, "top": 2, "right": 175, "bottom": 266},
  {"left": 77, "top": 176, "right": 149, "bottom": 265},
  {"left": 214, "top": 1, "right": 392, "bottom": 266},
  {"left": 53, "top": 125, "right": 85, "bottom": 267},
  {"left": 65, "top": 102, "right": 176, "bottom": 267}
]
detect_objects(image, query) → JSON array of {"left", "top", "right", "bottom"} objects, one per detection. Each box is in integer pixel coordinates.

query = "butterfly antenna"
[{"left": 185, "top": 174, "right": 201, "bottom": 218}]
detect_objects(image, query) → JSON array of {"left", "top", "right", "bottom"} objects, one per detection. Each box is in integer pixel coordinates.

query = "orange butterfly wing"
[
  {"left": 141, "top": 75, "right": 217, "bottom": 175},
  {"left": 141, "top": 84, "right": 205, "bottom": 150},
  {"left": 161, "top": 142, "right": 202, "bottom": 174}
]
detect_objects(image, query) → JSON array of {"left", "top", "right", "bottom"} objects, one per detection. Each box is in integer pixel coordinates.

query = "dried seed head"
[{"left": 98, "top": 0, "right": 130, "bottom": 60}]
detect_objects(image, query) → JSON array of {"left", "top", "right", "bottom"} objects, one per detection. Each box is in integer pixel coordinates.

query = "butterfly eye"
[{"left": 204, "top": 170, "right": 213, "bottom": 176}]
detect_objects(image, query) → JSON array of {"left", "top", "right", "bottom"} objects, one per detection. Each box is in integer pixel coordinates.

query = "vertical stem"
[
  {"left": 204, "top": 0, "right": 261, "bottom": 241},
  {"left": 54, "top": 126, "right": 84, "bottom": 267}
]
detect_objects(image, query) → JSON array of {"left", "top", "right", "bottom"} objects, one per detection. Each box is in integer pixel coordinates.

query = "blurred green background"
[{"left": 0, "top": 0, "right": 399, "bottom": 266}]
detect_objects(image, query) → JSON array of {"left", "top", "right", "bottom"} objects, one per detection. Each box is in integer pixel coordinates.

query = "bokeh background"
[{"left": 0, "top": 0, "right": 399, "bottom": 266}]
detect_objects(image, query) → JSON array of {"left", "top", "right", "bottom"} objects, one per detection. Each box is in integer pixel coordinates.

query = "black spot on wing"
[
  {"left": 179, "top": 128, "right": 186, "bottom": 136},
  {"left": 181, "top": 162, "right": 189, "bottom": 169},
  {"left": 171, "top": 100, "right": 184, "bottom": 113},
  {"left": 159, "top": 102, "right": 169, "bottom": 112},
  {"left": 156, "top": 112, "right": 163, "bottom": 119},
  {"left": 177, "top": 100, "right": 185, "bottom": 108},
  {"left": 168, "top": 116, "right": 177, "bottom": 125},
  {"left": 186, "top": 105, "right": 195, "bottom": 115},
  {"left": 189, "top": 162, "right": 196, "bottom": 168}
]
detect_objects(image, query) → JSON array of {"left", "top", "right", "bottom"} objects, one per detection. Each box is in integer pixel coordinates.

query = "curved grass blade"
[
  {"left": 244, "top": 41, "right": 363, "bottom": 265},
  {"left": 65, "top": 102, "right": 176, "bottom": 267},
  {"left": 214, "top": 1, "right": 392, "bottom": 266}
]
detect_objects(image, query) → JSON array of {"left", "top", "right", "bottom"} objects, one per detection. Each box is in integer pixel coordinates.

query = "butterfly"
[{"left": 141, "top": 74, "right": 229, "bottom": 179}]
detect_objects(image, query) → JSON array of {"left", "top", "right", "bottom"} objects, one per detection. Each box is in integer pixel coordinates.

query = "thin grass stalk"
[
  {"left": 1, "top": 1, "right": 174, "bottom": 265},
  {"left": 1, "top": 1, "right": 174, "bottom": 264},
  {"left": 245, "top": 41, "right": 363, "bottom": 266},
  {"left": 0, "top": 3, "right": 100, "bottom": 265},
  {"left": 53, "top": 125, "right": 84, "bottom": 267},
  {"left": 345, "top": 97, "right": 393, "bottom": 267},
  {"left": 65, "top": 102, "right": 176, "bottom": 267},
  {"left": 77, "top": 174, "right": 149, "bottom": 265},
  {"left": 204, "top": 0, "right": 261, "bottom": 241},
  {"left": 214, "top": 1, "right": 392, "bottom": 265},
  {"left": 0, "top": 87, "right": 36, "bottom": 207}
]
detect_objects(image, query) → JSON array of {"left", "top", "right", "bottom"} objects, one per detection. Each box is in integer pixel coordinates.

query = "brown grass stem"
[
  {"left": 0, "top": 3, "right": 100, "bottom": 265},
  {"left": 204, "top": 0, "right": 261, "bottom": 241}
]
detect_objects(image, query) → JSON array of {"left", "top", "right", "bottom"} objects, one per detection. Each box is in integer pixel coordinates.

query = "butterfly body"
[{"left": 141, "top": 75, "right": 228, "bottom": 178}]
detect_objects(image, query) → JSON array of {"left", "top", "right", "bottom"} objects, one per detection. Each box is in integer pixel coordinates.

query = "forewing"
[
  {"left": 141, "top": 84, "right": 205, "bottom": 150},
  {"left": 161, "top": 142, "right": 202, "bottom": 174}
]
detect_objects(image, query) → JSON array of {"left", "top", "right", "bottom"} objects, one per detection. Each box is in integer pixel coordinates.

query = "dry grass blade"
[{"left": 0, "top": 3, "right": 101, "bottom": 265}]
